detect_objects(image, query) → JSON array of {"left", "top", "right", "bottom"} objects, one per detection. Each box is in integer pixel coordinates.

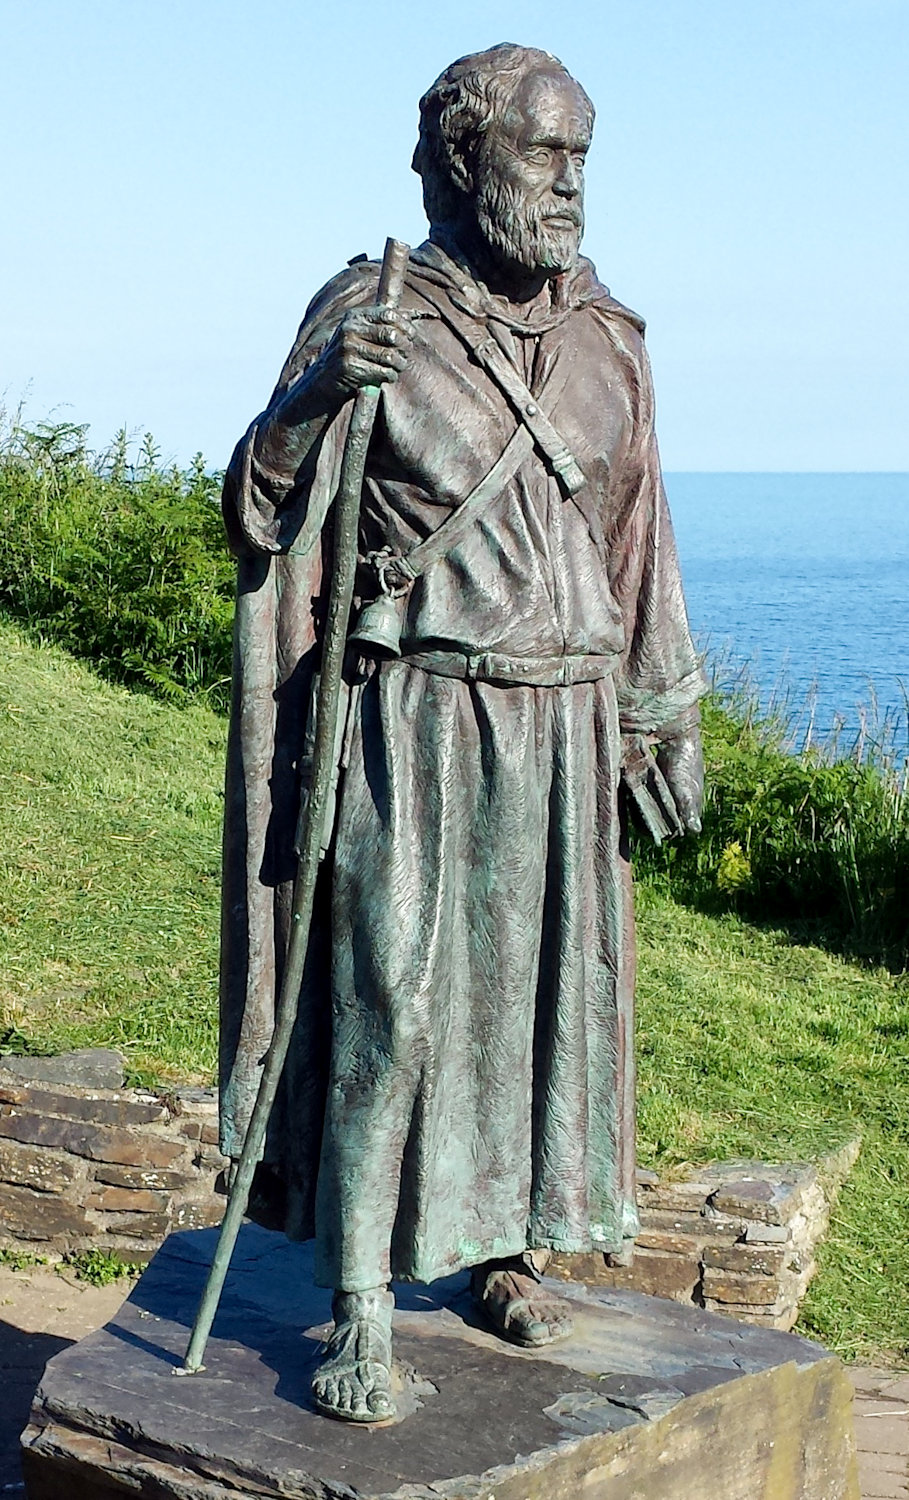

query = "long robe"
[{"left": 219, "top": 240, "right": 704, "bottom": 1291}]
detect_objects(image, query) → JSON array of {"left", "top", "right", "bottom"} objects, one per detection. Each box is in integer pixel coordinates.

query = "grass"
[
  {"left": 0, "top": 618, "right": 224, "bottom": 1085},
  {"left": 1, "top": 616, "right": 907, "bottom": 1360},
  {"left": 633, "top": 886, "right": 909, "bottom": 1360},
  {"left": 634, "top": 692, "right": 909, "bottom": 970}
]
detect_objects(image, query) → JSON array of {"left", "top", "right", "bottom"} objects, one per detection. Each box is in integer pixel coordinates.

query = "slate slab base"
[{"left": 21, "top": 1225, "right": 859, "bottom": 1500}]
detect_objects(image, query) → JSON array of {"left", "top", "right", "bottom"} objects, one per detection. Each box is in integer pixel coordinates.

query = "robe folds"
[{"left": 219, "top": 240, "right": 705, "bottom": 1291}]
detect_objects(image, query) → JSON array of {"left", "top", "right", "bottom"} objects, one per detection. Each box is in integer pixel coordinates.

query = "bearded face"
[
  {"left": 461, "top": 68, "right": 590, "bottom": 279},
  {"left": 475, "top": 165, "right": 584, "bottom": 275}
]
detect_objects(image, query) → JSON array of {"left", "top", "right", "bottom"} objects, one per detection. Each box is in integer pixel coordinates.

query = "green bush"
[
  {"left": 636, "top": 694, "right": 909, "bottom": 968},
  {"left": 0, "top": 414, "right": 234, "bottom": 710}
]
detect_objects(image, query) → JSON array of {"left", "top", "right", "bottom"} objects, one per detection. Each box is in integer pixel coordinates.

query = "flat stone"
[
  {"left": 102, "top": 1212, "right": 172, "bottom": 1240},
  {"left": 0, "top": 1111, "right": 185, "bottom": 1168},
  {"left": 0, "top": 1181, "right": 92, "bottom": 1241},
  {"left": 704, "top": 1299, "right": 794, "bottom": 1325},
  {"left": 707, "top": 1158, "right": 816, "bottom": 1187},
  {"left": 0, "top": 1140, "right": 80, "bottom": 1194},
  {"left": 86, "top": 1187, "right": 170, "bottom": 1214},
  {"left": 93, "top": 1165, "right": 194, "bottom": 1192},
  {"left": 635, "top": 1229, "right": 702, "bottom": 1256},
  {"left": 194, "top": 1145, "right": 230, "bottom": 1171},
  {"left": 636, "top": 1206, "right": 738, "bottom": 1239},
  {"left": 548, "top": 1249, "right": 608, "bottom": 1281},
  {"left": 20, "top": 1226, "right": 860, "bottom": 1500},
  {"left": 551, "top": 1248, "right": 701, "bottom": 1302},
  {"left": 172, "top": 1088, "right": 218, "bottom": 1111},
  {"left": 598, "top": 1247, "right": 703, "bottom": 1303},
  {"left": 701, "top": 1269, "right": 788, "bottom": 1306},
  {"left": 0, "top": 1056, "right": 124, "bottom": 1092},
  {"left": 635, "top": 1166, "right": 660, "bottom": 1188},
  {"left": 637, "top": 1179, "right": 717, "bottom": 1212},
  {"left": 710, "top": 1168, "right": 815, "bottom": 1226},
  {"left": 0, "top": 1086, "right": 168, "bottom": 1128},
  {"left": 172, "top": 1199, "right": 225, "bottom": 1230},
  {"left": 744, "top": 1221, "right": 791, "bottom": 1243},
  {"left": 702, "top": 1242, "right": 788, "bottom": 1276},
  {"left": 0, "top": 1050, "right": 124, "bottom": 1090}
]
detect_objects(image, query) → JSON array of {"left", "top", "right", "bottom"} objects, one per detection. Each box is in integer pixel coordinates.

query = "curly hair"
[{"left": 412, "top": 43, "right": 594, "bottom": 229}]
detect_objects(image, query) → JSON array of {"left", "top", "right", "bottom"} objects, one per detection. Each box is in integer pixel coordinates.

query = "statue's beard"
[{"left": 475, "top": 174, "right": 583, "bottom": 275}]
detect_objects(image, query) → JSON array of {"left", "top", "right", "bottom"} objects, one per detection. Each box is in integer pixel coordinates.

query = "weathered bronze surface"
[{"left": 219, "top": 43, "right": 706, "bottom": 1420}]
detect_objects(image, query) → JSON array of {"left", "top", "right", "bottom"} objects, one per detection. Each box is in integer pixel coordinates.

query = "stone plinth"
[{"left": 21, "top": 1225, "right": 859, "bottom": 1500}]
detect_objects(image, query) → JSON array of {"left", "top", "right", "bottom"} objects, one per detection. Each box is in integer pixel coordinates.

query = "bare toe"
[{"left": 311, "top": 1288, "right": 396, "bottom": 1424}]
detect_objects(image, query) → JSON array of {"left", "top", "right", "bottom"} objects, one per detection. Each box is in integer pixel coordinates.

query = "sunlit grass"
[
  {"left": 635, "top": 886, "right": 909, "bottom": 1362},
  {"left": 0, "top": 619, "right": 224, "bottom": 1084}
]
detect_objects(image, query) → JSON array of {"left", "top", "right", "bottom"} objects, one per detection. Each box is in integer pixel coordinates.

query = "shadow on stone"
[{"left": 1, "top": 1322, "right": 73, "bottom": 1489}]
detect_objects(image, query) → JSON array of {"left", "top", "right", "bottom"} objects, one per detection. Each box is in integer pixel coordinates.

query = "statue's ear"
[{"left": 447, "top": 151, "right": 473, "bottom": 195}]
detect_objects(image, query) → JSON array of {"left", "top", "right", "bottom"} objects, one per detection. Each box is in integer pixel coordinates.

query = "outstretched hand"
[{"left": 656, "top": 724, "right": 704, "bottom": 834}]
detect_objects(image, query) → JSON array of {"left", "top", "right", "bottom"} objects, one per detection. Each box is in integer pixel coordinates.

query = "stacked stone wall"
[
  {"left": 552, "top": 1141, "right": 860, "bottom": 1330},
  {"left": 0, "top": 1049, "right": 858, "bottom": 1330},
  {"left": 0, "top": 1051, "right": 227, "bottom": 1256}
]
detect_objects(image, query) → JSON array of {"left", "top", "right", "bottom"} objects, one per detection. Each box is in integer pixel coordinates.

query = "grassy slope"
[
  {"left": 0, "top": 620, "right": 224, "bottom": 1083},
  {"left": 1, "top": 617, "right": 906, "bottom": 1360},
  {"left": 634, "top": 888, "right": 909, "bottom": 1360}
]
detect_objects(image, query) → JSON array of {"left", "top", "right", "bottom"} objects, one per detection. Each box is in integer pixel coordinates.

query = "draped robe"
[{"left": 219, "top": 240, "right": 705, "bottom": 1291}]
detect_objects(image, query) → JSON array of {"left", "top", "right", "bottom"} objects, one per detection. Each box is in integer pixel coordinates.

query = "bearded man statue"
[{"left": 219, "top": 42, "right": 705, "bottom": 1424}]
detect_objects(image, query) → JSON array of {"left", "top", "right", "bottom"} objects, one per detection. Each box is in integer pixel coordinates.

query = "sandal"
[
  {"left": 311, "top": 1287, "right": 396, "bottom": 1423},
  {"left": 471, "top": 1261, "right": 574, "bottom": 1348}
]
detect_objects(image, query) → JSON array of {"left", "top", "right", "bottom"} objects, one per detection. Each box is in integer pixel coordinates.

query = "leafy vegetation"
[
  {"left": 634, "top": 693, "right": 909, "bottom": 969},
  {"left": 0, "top": 1247, "right": 47, "bottom": 1271},
  {"left": 0, "top": 412, "right": 234, "bottom": 710},
  {"left": 62, "top": 1248, "right": 145, "bottom": 1285}
]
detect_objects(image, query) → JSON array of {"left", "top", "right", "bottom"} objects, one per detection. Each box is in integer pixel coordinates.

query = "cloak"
[{"left": 219, "top": 241, "right": 704, "bottom": 1289}]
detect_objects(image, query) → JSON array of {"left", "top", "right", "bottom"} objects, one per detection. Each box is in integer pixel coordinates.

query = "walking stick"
[{"left": 179, "top": 236, "right": 411, "bottom": 1375}]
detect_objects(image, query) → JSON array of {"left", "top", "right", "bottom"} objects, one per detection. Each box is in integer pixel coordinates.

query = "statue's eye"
[{"left": 526, "top": 147, "right": 552, "bottom": 166}]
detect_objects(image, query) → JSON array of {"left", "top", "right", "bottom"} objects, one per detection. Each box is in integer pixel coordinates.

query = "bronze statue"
[{"left": 218, "top": 43, "right": 705, "bottom": 1424}]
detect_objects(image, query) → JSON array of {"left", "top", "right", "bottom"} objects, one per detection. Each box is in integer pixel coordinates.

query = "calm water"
[{"left": 664, "top": 474, "right": 909, "bottom": 743}]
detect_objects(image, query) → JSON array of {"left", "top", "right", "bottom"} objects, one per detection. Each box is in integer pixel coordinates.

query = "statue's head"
[{"left": 413, "top": 43, "right": 594, "bottom": 278}]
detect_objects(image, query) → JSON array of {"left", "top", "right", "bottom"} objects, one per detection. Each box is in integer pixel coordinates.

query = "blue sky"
[{"left": 2, "top": 0, "right": 907, "bottom": 469}]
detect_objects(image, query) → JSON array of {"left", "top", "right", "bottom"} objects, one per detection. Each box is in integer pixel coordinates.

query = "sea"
[{"left": 663, "top": 473, "right": 909, "bottom": 749}]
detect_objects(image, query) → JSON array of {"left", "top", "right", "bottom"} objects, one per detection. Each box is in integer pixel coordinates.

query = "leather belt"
[{"left": 400, "top": 650, "right": 615, "bottom": 687}]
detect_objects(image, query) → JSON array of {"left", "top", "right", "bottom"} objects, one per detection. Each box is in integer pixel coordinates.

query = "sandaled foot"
[
  {"left": 311, "top": 1287, "right": 396, "bottom": 1423},
  {"left": 471, "top": 1260, "right": 574, "bottom": 1348}
]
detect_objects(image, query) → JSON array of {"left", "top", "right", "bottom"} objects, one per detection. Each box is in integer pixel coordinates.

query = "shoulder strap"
[
  {"left": 393, "top": 321, "right": 580, "bottom": 587},
  {"left": 401, "top": 425, "right": 533, "bottom": 582},
  {"left": 407, "top": 274, "right": 586, "bottom": 498}
]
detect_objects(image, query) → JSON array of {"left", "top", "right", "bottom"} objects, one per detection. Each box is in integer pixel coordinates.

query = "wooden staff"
[{"left": 180, "top": 236, "right": 411, "bottom": 1375}]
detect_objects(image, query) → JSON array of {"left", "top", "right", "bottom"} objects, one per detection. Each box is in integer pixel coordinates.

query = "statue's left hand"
[{"left": 655, "top": 725, "right": 704, "bottom": 834}]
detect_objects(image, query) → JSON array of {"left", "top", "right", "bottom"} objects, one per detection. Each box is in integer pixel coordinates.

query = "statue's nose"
[{"left": 552, "top": 156, "right": 581, "bottom": 198}]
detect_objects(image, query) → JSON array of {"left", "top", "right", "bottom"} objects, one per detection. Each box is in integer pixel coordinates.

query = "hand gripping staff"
[{"left": 179, "top": 237, "right": 411, "bottom": 1376}]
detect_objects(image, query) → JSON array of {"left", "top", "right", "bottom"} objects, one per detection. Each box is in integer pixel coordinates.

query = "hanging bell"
[{"left": 349, "top": 592, "right": 405, "bottom": 657}]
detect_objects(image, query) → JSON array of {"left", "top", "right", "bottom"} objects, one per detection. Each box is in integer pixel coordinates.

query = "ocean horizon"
[{"left": 663, "top": 472, "right": 909, "bottom": 747}]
